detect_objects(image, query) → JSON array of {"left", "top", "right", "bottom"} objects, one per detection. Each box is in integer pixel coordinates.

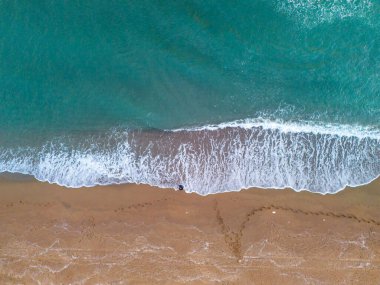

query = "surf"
[{"left": 1, "top": 119, "right": 379, "bottom": 195}]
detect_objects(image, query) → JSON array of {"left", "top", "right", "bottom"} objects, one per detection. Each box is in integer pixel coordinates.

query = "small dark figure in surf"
[{"left": 178, "top": 184, "right": 184, "bottom": 191}]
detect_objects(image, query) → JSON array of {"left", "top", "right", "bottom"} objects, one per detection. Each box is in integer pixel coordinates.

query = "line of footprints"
[
  {"left": 114, "top": 197, "right": 171, "bottom": 213},
  {"left": 214, "top": 201, "right": 380, "bottom": 260}
]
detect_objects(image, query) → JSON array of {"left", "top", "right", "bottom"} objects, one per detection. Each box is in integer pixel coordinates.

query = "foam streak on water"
[
  {"left": 0, "top": 120, "right": 379, "bottom": 195},
  {"left": 275, "top": 0, "right": 375, "bottom": 28}
]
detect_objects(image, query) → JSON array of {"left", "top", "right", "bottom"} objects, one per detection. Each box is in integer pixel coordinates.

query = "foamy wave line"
[
  {"left": 172, "top": 118, "right": 380, "bottom": 140},
  {"left": 1, "top": 119, "right": 379, "bottom": 195}
]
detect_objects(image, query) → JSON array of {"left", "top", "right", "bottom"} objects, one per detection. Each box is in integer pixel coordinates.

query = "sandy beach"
[{"left": 1, "top": 177, "right": 380, "bottom": 284}]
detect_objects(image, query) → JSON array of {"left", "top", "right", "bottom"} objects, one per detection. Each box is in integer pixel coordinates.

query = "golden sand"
[{"left": 1, "top": 178, "right": 380, "bottom": 284}]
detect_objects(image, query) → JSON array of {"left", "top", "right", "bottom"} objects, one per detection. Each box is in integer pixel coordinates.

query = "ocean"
[{"left": 0, "top": 0, "right": 379, "bottom": 194}]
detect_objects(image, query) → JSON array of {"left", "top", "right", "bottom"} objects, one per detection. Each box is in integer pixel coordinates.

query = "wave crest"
[{"left": 1, "top": 120, "right": 379, "bottom": 195}]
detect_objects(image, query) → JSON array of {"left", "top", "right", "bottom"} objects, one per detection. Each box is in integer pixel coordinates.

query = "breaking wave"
[{"left": 1, "top": 119, "right": 379, "bottom": 195}]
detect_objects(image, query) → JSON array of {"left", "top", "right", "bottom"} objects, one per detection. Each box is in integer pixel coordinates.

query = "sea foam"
[
  {"left": 0, "top": 119, "right": 379, "bottom": 195},
  {"left": 275, "top": 0, "right": 375, "bottom": 28}
]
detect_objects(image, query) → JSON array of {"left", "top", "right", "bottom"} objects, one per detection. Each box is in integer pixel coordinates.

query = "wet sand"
[{"left": 1, "top": 177, "right": 380, "bottom": 284}]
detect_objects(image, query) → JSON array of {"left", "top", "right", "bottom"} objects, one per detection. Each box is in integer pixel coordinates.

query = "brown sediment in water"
[{"left": 0, "top": 177, "right": 380, "bottom": 284}]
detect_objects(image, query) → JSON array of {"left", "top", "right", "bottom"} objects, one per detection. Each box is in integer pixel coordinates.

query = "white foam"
[
  {"left": 0, "top": 119, "right": 379, "bottom": 195},
  {"left": 172, "top": 118, "right": 380, "bottom": 140},
  {"left": 275, "top": 0, "right": 374, "bottom": 28}
]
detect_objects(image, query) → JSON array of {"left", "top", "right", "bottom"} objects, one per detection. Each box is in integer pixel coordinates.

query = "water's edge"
[{"left": 1, "top": 119, "right": 379, "bottom": 195}]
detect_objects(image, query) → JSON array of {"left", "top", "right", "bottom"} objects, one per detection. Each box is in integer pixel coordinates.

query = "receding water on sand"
[{"left": 1, "top": 119, "right": 379, "bottom": 194}]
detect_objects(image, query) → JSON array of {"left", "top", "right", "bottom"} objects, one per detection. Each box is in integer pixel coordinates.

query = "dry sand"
[{"left": 1, "top": 177, "right": 380, "bottom": 284}]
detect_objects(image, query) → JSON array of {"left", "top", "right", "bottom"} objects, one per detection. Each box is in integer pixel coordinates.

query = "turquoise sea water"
[{"left": 1, "top": 1, "right": 380, "bottom": 194}]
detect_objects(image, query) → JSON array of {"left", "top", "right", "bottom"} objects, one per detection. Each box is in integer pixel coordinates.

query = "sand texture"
[{"left": 1, "top": 178, "right": 380, "bottom": 284}]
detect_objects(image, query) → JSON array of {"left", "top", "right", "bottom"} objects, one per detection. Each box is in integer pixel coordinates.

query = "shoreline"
[
  {"left": 1, "top": 177, "right": 380, "bottom": 284},
  {"left": 2, "top": 170, "right": 380, "bottom": 197},
  {"left": 2, "top": 121, "right": 379, "bottom": 195}
]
